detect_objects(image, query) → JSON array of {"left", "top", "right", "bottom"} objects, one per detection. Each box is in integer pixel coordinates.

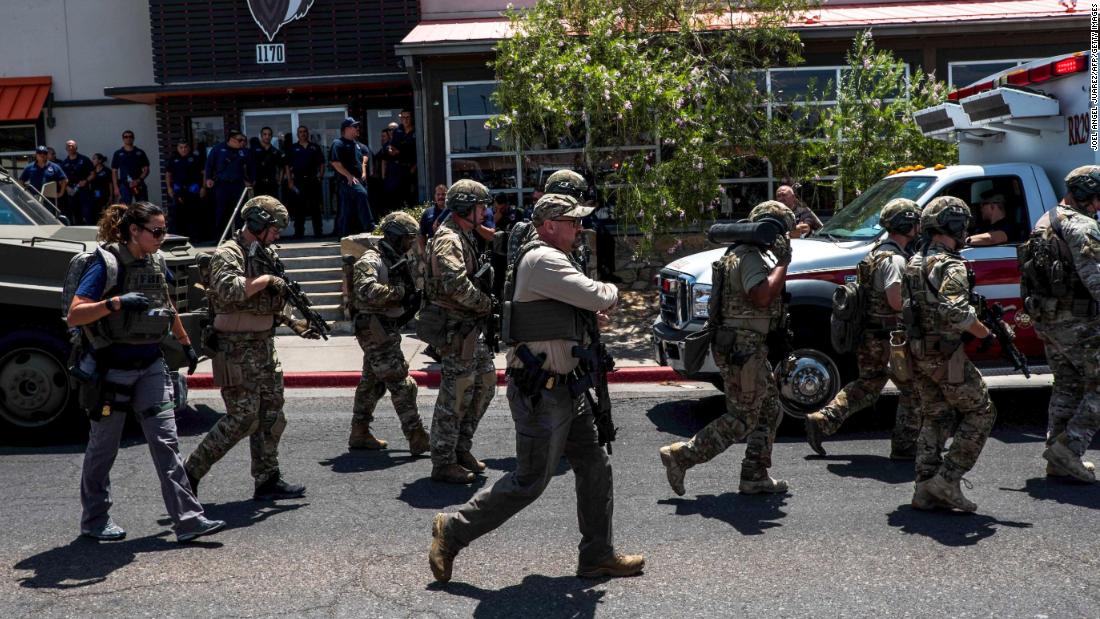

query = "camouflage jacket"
[
  {"left": 209, "top": 234, "right": 284, "bottom": 316},
  {"left": 713, "top": 243, "right": 783, "bottom": 333},
  {"left": 424, "top": 217, "right": 491, "bottom": 320},
  {"left": 903, "top": 242, "right": 977, "bottom": 336},
  {"left": 1035, "top": 206, "right": 1100, "bottom": 324},
  {"left": 352, "top": 248, "right": 405, "bottom": 318}
]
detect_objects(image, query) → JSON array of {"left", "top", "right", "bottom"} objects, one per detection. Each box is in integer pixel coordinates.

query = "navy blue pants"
[{"left": 337, "top": 181, "right": 373, "bottom": 237}]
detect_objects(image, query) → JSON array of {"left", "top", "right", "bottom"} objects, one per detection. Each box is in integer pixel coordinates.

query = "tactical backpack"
[
  {"left": 1018, "top": 210, "right": 1076, "bottom": 300},
  {"left": 830, "top": 266, "right": 867, "bottom": 354}
]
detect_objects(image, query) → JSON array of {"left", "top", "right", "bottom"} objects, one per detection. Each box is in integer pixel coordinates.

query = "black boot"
[{"left": 254, "top": 475, "right": 306, "bottom": 501}]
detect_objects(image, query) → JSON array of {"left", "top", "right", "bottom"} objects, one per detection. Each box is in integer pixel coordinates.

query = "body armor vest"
[
  {"left": 424, "top": 222, "right": 481, "bottom": 317},
  {"left": 1020, "top": 207, "right": 1097, "bottom": 320},
  {"left": 903, "top": 248, "right": 964, "bottom": 337},
  {"left": 209, "top": 237, "right": 283, "bottom": 316},
  {"left": 861, "top": 240, "right": 906, "bottom": 322},
  {"left": 502, "top": 238, "right": 587, "bottom": 344},
  {"left": 716, "top": 244, "right": 783, "bottom": 333},
  {"left": 94, "top": 243, "right": 174, "bottom": 346}
]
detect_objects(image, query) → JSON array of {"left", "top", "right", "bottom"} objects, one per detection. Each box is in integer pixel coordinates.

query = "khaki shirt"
[{"left": 505, "top": 244, "right": 618, "bottom": 374}]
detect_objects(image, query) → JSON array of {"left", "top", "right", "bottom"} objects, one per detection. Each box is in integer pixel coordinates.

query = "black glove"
[
  {"left": 771, "top": 235, "right": 792, "bottom": 267},
  {"left": 184, "top": 345, "right": 199, "bottom": 376},
  {"left": 117, "top": 292, "right": 151, "bottom": 311}
]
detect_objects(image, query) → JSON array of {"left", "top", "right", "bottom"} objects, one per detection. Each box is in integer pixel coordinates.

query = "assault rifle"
[
  {"left": 472, "top": 251, "right": 501, "bottom": 352},
  {"left": 387, "top": 255, "right": 422, "bottom": 327},
  {"left": 575, "top": 312, "right": 617, "bottom": 455},
  {"left": 970, "top": 293, "right": 1030, "bottom": 378},
  {"left": 249, "top": 242, "right": 332, "bottom": 340}
]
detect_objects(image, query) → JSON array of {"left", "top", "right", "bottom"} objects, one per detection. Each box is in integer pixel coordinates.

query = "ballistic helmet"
[
  {"left": 544, "top": 170, "right": 588, "bottom": 201},
  {"left": 445, "top": 179, "right": 491, "bottom": 217},
  {"left": 879, "top": 198, "right": 920, "bottom": 234},
  {"left": 920, "top": 196, "right": 971, "bottom": 242},
  {"left": 1065, "top": 165, "right": 1100, "bottom": 207},
  {"left": 241, "top": 195, "right": 289, "bottom": 232},
  {"left": 748, "top": 200, "right": 796, "bottom": 234},
  {"left": 379, "top": 211, "right": 419, "bottom": 238}
]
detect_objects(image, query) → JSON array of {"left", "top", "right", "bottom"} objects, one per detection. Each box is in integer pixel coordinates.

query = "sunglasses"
[
  {"left": 552, "top": 218, "right": 582, "bottom": 228},
  {"left": 142, "top": 225, "right": 167, "bottom": 239}
]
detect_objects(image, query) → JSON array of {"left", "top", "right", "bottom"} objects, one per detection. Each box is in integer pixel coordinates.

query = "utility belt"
[
  {"left": 908, "top": 334, "right": 962, "bottom": 357},
  {"left": 720, "top": 316, "right": 774, "bottom": 334},
  {"left": 353, "top": 312, "right": 401, "bottom": 330},
  {"left": 864, "top": 315, "right": 900, "bottom": 338},
  {"left": 509, "top": 344, "right": 592, "bottom": 400}
]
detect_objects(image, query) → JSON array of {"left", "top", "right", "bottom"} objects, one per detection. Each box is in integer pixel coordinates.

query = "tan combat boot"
[
  {"left": 406, "top": 427, "right": 430, "bottom": 457},
  {"left": 432, "top": 463, "right": 475, "bottom": 484},
  {"left": 456, "top": 450, "right": 486, "bottom": 473},
  {"left": 804, "top": 412, "right": 828, "bottom": 456},
  {"left": 739, "top": 476, "right": 790, "bottom": 495},
  {"left": 659, "top": 442, "right": 689, "bottom": 496},
  {"left": 1042, "top": 436, "right": 1096, "bottom": 483},
  {"left": 576, "top": 553, "right": 646, "bottom": 578},
  {"left": 1046, "top": 459, "right": 1096, "bottom": 479},
  {"left": 924, "top": 474, "right": 977, "bottom": 512},
  {"left": 911, "top": 479, "right": 949, "bottom": 511},
  {"left": 348, "top": 423, "right": 387, "bottom": 450},
  {"left": 429, "top": 513, "right": 458, "bottom": 582}
]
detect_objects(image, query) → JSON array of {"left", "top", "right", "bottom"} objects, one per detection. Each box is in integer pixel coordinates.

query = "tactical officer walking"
[
  {"left": 68, "top": 201, "right": 224, "bottom": 543},
  {"left": 659, "top": 201, "right": 795, "bottom": 497},
  {"left": 429, "top": 193, "right": 645, "bottom": 582},
  {"left": 904, "top": 197, "right": 999, "bottom": 512},
  {"left": 420, "top": 179, "right": 497, "bottom": 484},
  {"left": 184, "top": 196, "right": 314, "bottom": 501},
  {"left": 347, "top": 211, "right": 430, "bottom": 454},
  {"left": 111, "top": 130, "right": 150, "bottom": 205},
  {"left": 1022, "top": 165, "right": 1100, "bottom": 483},
  {"left": 204, "top": 131, "right": 251, "bottom": 237},
  {"left": 806, "top": 199, "right": 922, "bottom": 458}
]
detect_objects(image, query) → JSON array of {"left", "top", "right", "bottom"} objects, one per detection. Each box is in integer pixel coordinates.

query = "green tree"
[{"left": 489, "top": 0, "right": 814, "bottom": 241}]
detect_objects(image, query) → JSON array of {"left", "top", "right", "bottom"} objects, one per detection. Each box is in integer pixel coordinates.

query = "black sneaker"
[
  {"left": 176, "top": 516, "right": 226, "bottom": 543},
  {"left": 81, "top": 520, "right": 126, "bottom": 541},
  {"left": 253, "top": 475, "right": 306, "bottom": 501}
]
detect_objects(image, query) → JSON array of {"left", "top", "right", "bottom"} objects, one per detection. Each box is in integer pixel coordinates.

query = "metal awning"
[
  {"left": 0, "top": 76, "right": 51, "bottom": 122},
  {"left": 104, "top": 72, "right": 410, "bottom": 104}
]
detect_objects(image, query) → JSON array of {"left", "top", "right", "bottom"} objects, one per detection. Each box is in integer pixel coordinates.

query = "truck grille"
[{"left": 657, "top": 271, "right": 692, "bottom": 329}]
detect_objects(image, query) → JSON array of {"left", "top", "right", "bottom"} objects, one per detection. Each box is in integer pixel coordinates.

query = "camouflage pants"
[
  {"left": 818, "top": 333, "right": 920, "bottom": 451},
  {"left": 352, "top": 321, "right": 422, "bottom": 434},
  {"left": 1037, "top": 320, "right": 1100, "bottom": 455},
  {"left": 430, "top": 328, "right": 496, "bottom": 467},
  {"left": 185, "top": 333, "right": 286, "bottom": 485},
  {"left": 678, "top": 331, "right": 781, "bottom": 481},
  {"left": 911, "top": 348, "right": 995, "bottom": 482}
]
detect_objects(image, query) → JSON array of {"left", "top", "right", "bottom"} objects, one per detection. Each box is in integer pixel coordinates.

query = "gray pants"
[
  {"left": 80, "top": 358, "right": 205, "bottom": 533},
  {"left": 445, "top": 381, "right": 615, "bottom": 568}
]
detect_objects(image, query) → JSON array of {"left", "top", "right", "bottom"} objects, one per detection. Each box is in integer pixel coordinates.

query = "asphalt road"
[{"left": 2, "top": 384, "right": 1098, "bottom": 618}]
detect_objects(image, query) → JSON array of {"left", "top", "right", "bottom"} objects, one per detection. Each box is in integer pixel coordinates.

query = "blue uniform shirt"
[
  {"left": 110, "top": 147, "right": 150, "bottom": 182},
  {"left": 59, "top": 154, "right": 93, "bottom": 188},
  {"left": 289, "top": 141, "right": 324, "bottom": 178},
  {"left": 20, "top": 161, "right": 66, "bottom": 192},
  {"left": 204, "top": 142, "right": 249, "bottom": 183},
  {"left": 75, "top": 253, "right": 173, "bottom": 369},
  {"left": 329, "top": 137, "right": 364, "bottom": 179},
  {"left": 249, "top": 144, "right": 284, "bottom": 184},
  {"left": 167, "top": 153, "right": 204, "bottom": 194}
]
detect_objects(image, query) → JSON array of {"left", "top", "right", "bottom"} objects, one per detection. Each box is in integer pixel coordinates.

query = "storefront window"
[
  {"left": 190, "top": 117, "right": 224, "bottom": 156},
  {"left": 947, "top": 59, "right": 1034, "bottom": 89},
  {"left": 0, "top": 125, "right": 37, "bottom": 176}
]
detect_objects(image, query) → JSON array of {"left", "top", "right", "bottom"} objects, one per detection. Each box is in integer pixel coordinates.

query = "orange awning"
[{"left": 0, "top": 76, "right": 51, "bottom": 122}]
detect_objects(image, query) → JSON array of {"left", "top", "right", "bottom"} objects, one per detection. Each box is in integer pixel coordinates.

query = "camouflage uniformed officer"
[
  {"left": 1023, "top": 165, "right": 1100, "bottom": 483},
  {"left": 659, "top": 201, "right": 795, "bottom": 496},
  {"left": 805, "top": 199, "right": 922, "bottom": 458},
  {"left": 903, "top": 197, "right": 998, "bottom": 512},
  {"left": 347, "top": 211, "right": 430, "bottom": 454},
  {"left": 428, "top": 193, "right": 644, "bottom": 583},
  {"left": 185, "top": 196, "right": 314, "bottom": 501},
  {"left": 421, "top": 179, "right": 496, "bottom": 484}
]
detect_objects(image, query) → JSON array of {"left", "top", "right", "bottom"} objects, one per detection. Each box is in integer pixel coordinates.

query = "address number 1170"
[{"left": 256, "top": 44, "right": 285, "bottom": 64}]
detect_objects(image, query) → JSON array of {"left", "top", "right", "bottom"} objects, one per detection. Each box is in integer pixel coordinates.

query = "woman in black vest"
[{"left": 68, "top": 202, "right": 224, "bottom": 543}]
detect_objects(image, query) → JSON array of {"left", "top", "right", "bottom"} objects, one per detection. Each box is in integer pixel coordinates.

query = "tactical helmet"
[
  {"left": 445, "top": 179, "right": 491, "bottom": 217},
  {"left": 879, "top": 198, "right": 920, "bottom": 234},
  {"left": 920, "top": 196, "right": 971, "bottom": 242},
  {"left": 748, "top": 200, "right": 796, "bottom": 234},
  {"left": 379, "top": 211, "right": 419, "bottom": 238},
  {"left": 241, "top": 195, "right": 289, "bottom": 232},
  {"left": 544, "top": 170, "right": 588, "bottom": 201},
  {"left": 1065, "top": 165, "right": 1100, "bottom": 206}
]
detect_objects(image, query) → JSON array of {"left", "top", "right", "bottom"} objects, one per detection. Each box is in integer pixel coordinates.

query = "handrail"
[{"left": 218, "top": 186, "right": 255, "bottom": 245}]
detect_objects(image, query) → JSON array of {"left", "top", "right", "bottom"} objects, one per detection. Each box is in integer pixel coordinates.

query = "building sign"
[
  {"left": 256, "top": 44, "right": 286, "bottom": 64},
  {"left": 247, "top": 0, "right": 315, "bottom": 42}
]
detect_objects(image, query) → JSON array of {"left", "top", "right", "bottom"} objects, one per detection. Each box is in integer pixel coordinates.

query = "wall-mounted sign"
[
  {"left": 247, "top": 0, "right": 315, "bottom": 42},
  {"left": 256, "top": 44, "right": 286, "bottom": 64}
]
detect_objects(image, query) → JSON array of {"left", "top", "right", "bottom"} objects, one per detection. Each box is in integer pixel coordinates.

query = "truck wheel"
[
  {"left": 0, "top": 328, "right": 78, "bottom": 438},
  {"left": 773, "top": 348, "right": 843, "bottom": 420}
]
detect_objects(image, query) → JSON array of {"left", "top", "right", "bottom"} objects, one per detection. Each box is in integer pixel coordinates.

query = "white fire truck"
[{"left": 651, "top": 50, "right": 1096, "bottom": 416}]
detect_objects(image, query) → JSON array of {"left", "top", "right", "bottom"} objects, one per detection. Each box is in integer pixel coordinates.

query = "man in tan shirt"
[{"left": 429, "top": 193, "right": 645, "bottom": 583}]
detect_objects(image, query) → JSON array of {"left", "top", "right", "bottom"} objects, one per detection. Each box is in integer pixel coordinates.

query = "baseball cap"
[
  {"left": 532, "top": 193, "right": 594, "bottom": 224},
  {"left": 340, "top": 117, "right": 361, "bottom": 129},
  {"left": 35, "top": 145, "right": 48, "bottom": 154}
]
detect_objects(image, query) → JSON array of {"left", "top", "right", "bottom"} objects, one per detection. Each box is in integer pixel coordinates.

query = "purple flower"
[{"left": 624, "top": 100, "right": 633, "bottom": 110}]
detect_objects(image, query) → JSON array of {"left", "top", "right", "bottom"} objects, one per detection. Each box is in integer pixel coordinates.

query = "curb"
[{"left": 187, "top": 366, "right": 684, "bottom": 390}]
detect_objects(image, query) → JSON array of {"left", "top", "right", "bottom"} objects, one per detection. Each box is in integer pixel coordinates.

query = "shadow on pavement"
[
  {"left": 808, "top": 454, "right": 915, "bottom": 485},
  {"left": 885, "top": 505, "right": 1032, "bottom": 546},
  {"left": 645, "top": 395, "right": 725, "bottom": 438},
  {"left": 175, "top": 404, "right": 223, "bottom": 438},
  {"left": 398, "top": 476, "right": 488, "bottom": 510},
  {"left": 429, "top": 574, "right": 608, "bottom": 619},
  {"left": 200, "top": 499, "right": 308, "bottom": 531},
  {"left": 658, "top": 493, "right": 788, "bottom": 535},
  {"left": 1000, "top": 477, "right": 1100, "bottom": 509},
  {"left": 318, "top": 450, "right": 422, "bottom": 473},
  {"left": 989, "top": 424, "right": 1046, "bottom": 445},
  {"left": 13, "top": 533, "right": 220, "bottom": 590}
]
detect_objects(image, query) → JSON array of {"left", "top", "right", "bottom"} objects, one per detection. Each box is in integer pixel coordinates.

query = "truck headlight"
[{"left": 692, "top": 283, "right": 711, "bottom": 319}]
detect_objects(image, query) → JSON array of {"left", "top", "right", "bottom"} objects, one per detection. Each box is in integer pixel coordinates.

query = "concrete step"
[
  {"left": 285, "top": 267, "right": 345, "bottom": 282},
  {"left": 298, "top": 279, "right": 344, "bottom": 294},
  {"left": 276, "top": 320, "right": 354, "bottom": 336},
  {"left": 274, "top": 241, "right": 343, "bottom": 259},
  {"left": 303, "top": 291, "right": 343, "bottom": 305},
  {"left": 280, "top": 254, "right": 345, "bottom": 270}
]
